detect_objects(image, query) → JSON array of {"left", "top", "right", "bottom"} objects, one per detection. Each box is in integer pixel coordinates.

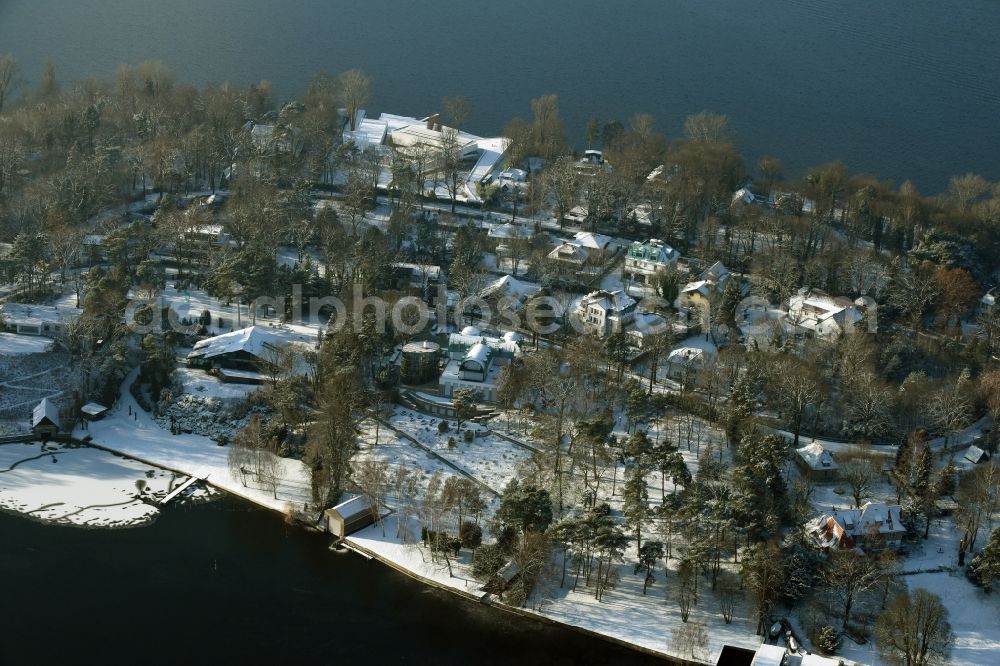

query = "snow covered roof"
[
  {"left": 463, "top": 342, "right": 492, "bottom": 368},
  {"left": 547, "top": 242, "right": 589, "bottom": 264},
  {"left": 573, "top": 231, "right": 614, "bottom": 251},
  {"left": 701, "top": 261, "right": 730, "bottom": 282},
  {"left": 0, "top": 303, "right": 81, "bottom": 327},
  {"left": 80, "top": 402, "right": 109, "bottom": 417},
  {"left": 343, "top": 117, "right": 388, "bottom": 149},
  {"left": 733, "top": 187, "right": 755, "bottom": 205},
  {"left": 479, "top": 274, "right": 542, "bottom": 301},
  {"left": 681, "top": 280, "right": 711, "bottom": 296},
  {"left": 796, "top": 441, "right": 838, "bottom": 470},
  {"left": 965, "top": 445, "right": 989, "bottom": 464},
  {"left": 497, "top": 168, "right": 527, "bottom": 182},
  {"left": 32, "top": 398, "right": 60, "bottom": 429},
  {"left": 461, "top": 325, "right": 481, "bottom": 337},
  {"left": 328, "top": 494, "right": 375, "bottom": 522},
  {"left": 392, "top": 262, "right": 442, "bottom": 282},
  {"left": 667, "top": 347, "right": 706, "bottom": 366},
  {"left": 626, "top": 238, "right": 679, "bottom": 264},
  {"left": 807, "top": 502, "right": 904, "bottom": 550},
  {"left": 186, "top": 326, "right": 315, "bottom": 362},
  {"left": 750, "top": 644, "right": 786, "bottom": 666},
  {"left": 448, "top": 331, "right": 521, "bottom": 356},
  {"left": 487, "top": 222, "right": 532, "bottom": 240},
  {"left": 579, "top": 289, "right": 636, "bottom": 315},
  {"left": 799, "top": 654, "right": 843, "bottom": 666}
]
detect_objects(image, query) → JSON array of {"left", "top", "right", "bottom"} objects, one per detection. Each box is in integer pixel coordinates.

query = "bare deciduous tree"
[
  {"left": 0, "top": 54, "right": 17, "bottom": 114},
  {"left": 875, "top": 589, "right": 954, "bottom": 666},
  {"left": 338, "top": 69, "right": 371, "bottom": 132}
]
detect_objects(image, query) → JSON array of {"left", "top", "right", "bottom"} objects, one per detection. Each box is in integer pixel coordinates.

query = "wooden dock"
[{"left": 160, "top": 474, "right": 207, "bottom": 505}]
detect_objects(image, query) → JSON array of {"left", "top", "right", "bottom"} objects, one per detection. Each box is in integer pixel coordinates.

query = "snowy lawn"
[
  {"left": 902, "top": 570, "right": 1000, "bottom": 666},
  {"left": 0, "top": 441, "right": 186, "bottom": 528},
  {"left": 388, "top": 408, "right": 533, "bottom": 494},
  {"left": 355, "top": 421, "right": 462, "bottom": 496},
  {"left": 77, "top": 370, "right": 312, "bottom": 516},
  {"left": 0, "top": 348, "right": 70, "bottom": 417},
  {"left": 0, "top": 333, "right": 52, "bottom": 356}
]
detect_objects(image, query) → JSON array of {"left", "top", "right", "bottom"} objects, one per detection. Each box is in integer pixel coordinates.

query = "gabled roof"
[
  {"left": 807, "top": 502, "right": 904, "bottom": 550},
  {"left": 667, "top": 347, "right": 706, "bottom": 366},
  {"left": 572, "top": 231, "right": 614, "bottom": 251},
  {"left": 701, "top": 261, "right": 730, "bottom": 282},
  {"left": 327, "top": 494, "right": 375, "bottom": 522},
  {"left": 580, "top": 289, "right": 636, "bottom": 315},
  {"left": 681, "top": 280, "right": 711, "bottom": 297},
  {"left": 32, "top": 398, "right": 60, "bottom": 429},
  {"left": 479, "top": 274, "right": 542, "bottom": 300},
  {"left": 487, "top": 222, "right": 532, "bottom": 240},
  {"left": 547, "top": 242, "right": 589, "bottom": 264},
  {"left": 796, "top": 441, "right": 839, "bottom": 470}
]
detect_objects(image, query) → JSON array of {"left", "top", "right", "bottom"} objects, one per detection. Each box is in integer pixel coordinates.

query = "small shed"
[
  {"left": 80, "top": 402, "right": 109, "bottom": 421},
  {"left": 31, "top": 398, "right": 61, "bottom": 439},
  {"left": 483, "top": 560, "right": 522, "bottom": 594},
  {"left": 323, "top": 495, "right": 376, "bottom": 539},
  {"left": 964, "top": 445, "right": 990, "bottom": 465}
]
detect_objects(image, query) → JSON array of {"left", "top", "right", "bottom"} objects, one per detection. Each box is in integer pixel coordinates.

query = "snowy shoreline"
[{"left": 0, "top": 440, "right": 210, "bottom": 529}]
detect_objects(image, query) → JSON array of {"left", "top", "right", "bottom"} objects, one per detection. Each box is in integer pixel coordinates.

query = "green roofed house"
[{"left": 623, "top": 238, "right": 679, "bottom": 286}]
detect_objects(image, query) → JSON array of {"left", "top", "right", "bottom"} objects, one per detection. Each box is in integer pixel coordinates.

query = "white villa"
[
  {"left": 575, "top": 289, "right": 637, "bottom": 337},
  {"left": 623, "top": 239, "right": 679, "bottom": 285},
  {"left": 439, "top": 327, "right": 522, "bottom": 403},
  {"left": 341, "top": 110, "right": 510, "bottom": 204},
  {"left": 788, "top": 288, "right": 866, "bottom": 340}
]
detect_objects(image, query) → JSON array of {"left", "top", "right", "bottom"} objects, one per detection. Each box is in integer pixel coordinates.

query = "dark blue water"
[
  {"left": 1, "top": 0, "right": 998, "bottom": 192},
  {"left": 0, "top": 497, "right": 667, "bottom": 665}
]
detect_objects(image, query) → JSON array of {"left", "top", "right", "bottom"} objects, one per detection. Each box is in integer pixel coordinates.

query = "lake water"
[
  {"left": 0, "top": 0, "right": 998, "bottom": 193},
  {"left": 0, "top": 497, "right": 666, "bottom": 665}
]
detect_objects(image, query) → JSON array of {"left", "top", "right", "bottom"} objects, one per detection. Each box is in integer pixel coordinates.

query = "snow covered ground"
[
  {"left": 388, "top": 408, "right": 533, "bottom": 495},
  {"left": 0, "top": 347, "right": 70, "bottom": 420},
  {"left": 0, "top": 333, "right": 52, "bottom": 356},
  {"left": 77, "top": 370, "right": 312, "bottom": 516},
  {"left": 344, "top": 409, "right": 772, "bottom": 665},
  {"left": 0, "top": 441, "right": 196, "bottom": 528}
]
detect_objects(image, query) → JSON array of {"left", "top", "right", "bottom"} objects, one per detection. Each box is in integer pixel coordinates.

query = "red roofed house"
[{"left": 806, "top": 502, "right": 904, "bottom": 552}]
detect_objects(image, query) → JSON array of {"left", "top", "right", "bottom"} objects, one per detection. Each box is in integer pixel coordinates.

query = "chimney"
[{"left": 426, "top": 113, "right": 440, "bottom": 130}]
